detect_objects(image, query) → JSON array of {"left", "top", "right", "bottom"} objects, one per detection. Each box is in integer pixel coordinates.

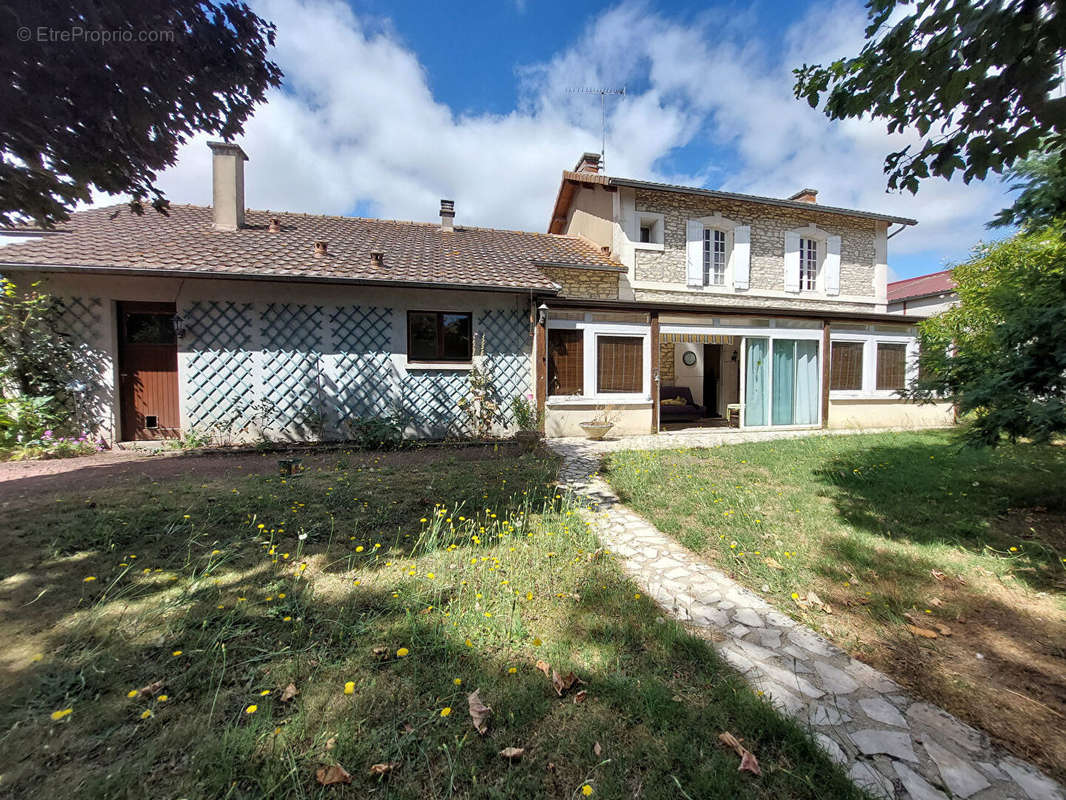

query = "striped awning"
[{"left": 660, "top": 333, "right": 736, "bottom": 344}]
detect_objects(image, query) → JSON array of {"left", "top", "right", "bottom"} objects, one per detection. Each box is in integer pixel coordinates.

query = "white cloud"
[{"left": 129, "top": 0, "right": 1010, "bottom": 270}]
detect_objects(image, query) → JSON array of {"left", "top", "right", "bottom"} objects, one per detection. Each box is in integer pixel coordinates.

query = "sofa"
[{"left": 659, "top": 386, "right": 706, "bottom": 423}]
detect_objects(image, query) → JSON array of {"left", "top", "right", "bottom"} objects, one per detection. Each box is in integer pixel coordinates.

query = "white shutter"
[
  {"left": 732, "top": 225, "right": 750, "bottom": 289},
  {"left": 784, "top": 232, "right": 801, "bottom": 292},
  {"left": 825, "top": 235, "right": 841, "bottom": 295},
  {"left": 686, "top": 220, "right": 704, "bottom": 286}
]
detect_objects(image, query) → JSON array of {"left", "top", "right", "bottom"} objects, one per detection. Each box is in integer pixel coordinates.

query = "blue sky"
[{"left": 149, "top": 0, "right": 1014, "bottom": 280}]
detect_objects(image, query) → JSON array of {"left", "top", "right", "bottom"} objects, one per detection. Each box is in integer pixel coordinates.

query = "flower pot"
[
  {"left": 579, "top": 421, "right": 613, "bottom": 440},
  {"left": 514, "top": 430, "right": 540, "bottom": 452}
]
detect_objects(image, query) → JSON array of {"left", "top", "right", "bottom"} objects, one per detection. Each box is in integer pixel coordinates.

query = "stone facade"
[
  {"left": 634, "top": 288, "right": 876, "bottom": 314},
  {"left": 658, "top": 341, "right": 675, "bottom": 384},
  {"left": 631, "top": 188, "right": 879, "bottom": 301},
  {"left": 542, "top": 266, "right": 620, "bottom": 300}
]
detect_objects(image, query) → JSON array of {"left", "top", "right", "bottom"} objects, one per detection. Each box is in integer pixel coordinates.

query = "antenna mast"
[{"left": 567, "top": 86, "right": 626, "bottom": 171}]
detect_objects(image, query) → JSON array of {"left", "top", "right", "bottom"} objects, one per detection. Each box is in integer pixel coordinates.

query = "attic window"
[
  {"left": 633, "top": 212, "right": 664, "bottom": 249},
  {"left": 639, "top": 225, "right": 651, "bottom": 243}
]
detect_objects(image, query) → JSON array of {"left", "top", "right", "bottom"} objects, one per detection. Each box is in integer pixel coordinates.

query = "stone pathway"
[{"left": 550, "top": 432, "right": 1064, "bottom": 800}]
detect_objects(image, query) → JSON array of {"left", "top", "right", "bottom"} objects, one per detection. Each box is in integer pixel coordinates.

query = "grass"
[
  {"left": 605, "top": 430, "right": 1066, "bottom": 780},
  {"left": 0, "top": 445, "right": 861, "bottom": 799}
]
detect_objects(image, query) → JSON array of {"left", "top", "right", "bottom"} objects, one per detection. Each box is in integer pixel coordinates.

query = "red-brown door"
[{"left": 118, "top": 302, "right": 180, "bottom": 440}]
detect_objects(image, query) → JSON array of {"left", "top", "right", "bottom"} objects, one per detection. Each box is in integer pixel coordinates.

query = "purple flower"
[{"left": 42, "top": 429, "right": 53, "bottom": 439}]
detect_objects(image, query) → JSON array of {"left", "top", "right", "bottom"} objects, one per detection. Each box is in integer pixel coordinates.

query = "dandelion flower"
[
  {"left": 127, "top": 689, "right": 138, "bottom": 698},
  {"left": 440, "top": 706, "right": 452, "bottom": 717},
  {"left": 172, "top": 650, "right": 183, "bottom": 656},
  {"left": 1010, "top": 546, "right": 1018, "bottom": 552},
  {"left": 532, "top": 637, "right": 542, "bottom": 647},
  {"left": 465, "top": 639, "right": 473, "bottom": 648},
  {"left": 83, "top": 576, "right": 96, "bottom": 582},
  {"left": 396, "top": 647, "right": 410, "bottom": 657},
  {"left": 344, "top": 681, "right": 355, "bottom": 695},
  {"left": 283, "top": 616, "right": 292, "bottom": 622},
  {"left": 581, "top": 785, "right": 594, "bottom": 796},
  {"left": 453, "top": 678, "right": 462, "bottom": 686},
  {"left": 260, "top": 689, "right": 271, "bottom": 696},
  {"left": 355, "top": 546, "right": 364, "bottom": 553},
  {"left": 427, "top": 572, "right": 435, "bottom": 579},
  {"left": 50, "top": 708, "right": 73, "bottom": 721},
  {"left": 140, "top": 709, "right": 152, "bottom": 720},
  {"left": 157, "top": 695, "right": 169, "bottom": 702},
  {"left": 245, "top": 704, "right": 258, "bottom": 714},
  {"left": 508, "top": 667, "right": 517, "bottom": 674}
]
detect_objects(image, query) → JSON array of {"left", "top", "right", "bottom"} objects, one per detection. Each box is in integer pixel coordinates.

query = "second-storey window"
[
  {"left": 407, "top": 311, "right": 472, "bottom": 362},
  {"left": 703, "top": 228, "right": 727, "bottom": 286},
  {"left": 799, "top": 238, "right": 818, "bottom": 290}
]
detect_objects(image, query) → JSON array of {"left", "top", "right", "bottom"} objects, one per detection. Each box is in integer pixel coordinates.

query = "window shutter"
[
  {"left": 784, "top": 232, "right": 801, "bottom": 292},
  {"left": 732, "top": 225, "right": 750, "bottom": 289},
  {"left": 825, "top": 235, "right": 841, "bottom": 295},
  {"left": 686, "top": 220, "right": 704, "bottom": 286}
]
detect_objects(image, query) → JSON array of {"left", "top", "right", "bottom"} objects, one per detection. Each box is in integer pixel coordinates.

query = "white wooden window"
[
  {"left": 799, "top": 238, "right": 818, "bottom": 290},
  {"left": 704, "top": 228, "right": 727, "bottom": 286}
]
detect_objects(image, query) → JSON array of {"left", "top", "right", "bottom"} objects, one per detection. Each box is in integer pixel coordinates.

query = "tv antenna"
[{"left": 567, "top": 86, "right": 626, "bottom": 171}]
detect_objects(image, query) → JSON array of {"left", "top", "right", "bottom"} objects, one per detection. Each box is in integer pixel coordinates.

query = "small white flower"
[{"left": 298, "top": 533, "right": 308, "bottom": 541}]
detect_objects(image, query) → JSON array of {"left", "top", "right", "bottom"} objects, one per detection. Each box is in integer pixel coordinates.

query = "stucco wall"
[
  {"left": 828, "top": 398, "right": 955, "bottom": 430},
  {"left": 21, "top": 272, "right": 533, "bottom": 443},
  {"left": 888, "top": 294, "right": 958, "bottom": 317},
  {"left": 545, "top": 402, "right": 652, "bottom": 437},
  {"left": 564, "top": 184, "right": 615, "bottom": 250}
]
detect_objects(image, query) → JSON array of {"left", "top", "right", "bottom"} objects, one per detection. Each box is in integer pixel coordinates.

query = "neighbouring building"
[
  {"left": 0, "top": 145, "right": 954, "bottom": 444},
  {"left": 887, "top": 269, "right": 958, "bottom": 316}
]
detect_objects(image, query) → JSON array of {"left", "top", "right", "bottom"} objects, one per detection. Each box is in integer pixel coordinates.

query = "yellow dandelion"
[
  {"left": 440, "top": 706, "right": 452, "bottom": 717},
  {"left": 465, "top": 639, "right": 473, "bottom": 647},
  {"left": 83, "top": 576, "right": 96, "bottom": 582},
  {"left": 508, "top": 667, "right": 517, "bottom": 674},
  {"left": 453, "top": 678, "right": 462, "bottom": 685},
  {"left": 157, "top": 695, "right": 169, "bottom": 702},
  {"left": 50, "top": 708, "right": 73, "bottom": 721},
  {"left": 127, "top": 689, "right": 138, "bottom": 698},
  {"left": 582, "top": 785, "right": 594, "bottom": 796},
  {"left": 283, "top": 616, "right": 292, "bottom": 621},
  {"left": 532, "top": 637, "right": 542, "bottom": 647},
  {"left": 259, "top": 689, "right": 271, "bottom": 696},
  {"left": 356, "top": 545, "right": 364, "bottom": 552},
  {"left": 344, "top": 681, "right": 355, "bottom": 695},
  {"left": 396, "top": 647, "right": 410, "bottom": 657},
  {"left": 245, "top": 704, "right": 258, "bottom": 714},
  {"left": 172, "top": 650, "right": 183, "bottom": 656},
  {"left": 140, "top": 709, "right": 152, "bottom": 720}
]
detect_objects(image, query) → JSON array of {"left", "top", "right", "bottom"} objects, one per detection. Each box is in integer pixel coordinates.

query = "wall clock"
[{"left": 681, "top": 351, "right": 697, "bottom": 366}]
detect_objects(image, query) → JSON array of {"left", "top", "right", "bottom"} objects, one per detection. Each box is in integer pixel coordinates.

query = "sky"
[{"left": 140, "top": 0, "right": 1016, "bottom": 281}]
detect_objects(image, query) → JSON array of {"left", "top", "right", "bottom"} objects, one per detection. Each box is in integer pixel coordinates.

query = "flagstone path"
[{"left": 550, "top": 431, "right": 1065, "bottom": 800}]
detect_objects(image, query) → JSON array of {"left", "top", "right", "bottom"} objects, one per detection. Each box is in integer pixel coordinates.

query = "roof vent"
[
  {"left": 268, "top": 217, "right": 281, "bottom": 233},
  {"left": 314, "top": 241, "right": 328, "bottom": 257},
  {"left": 574, "top": 152, "right": 602, "bottom": 174},
  {"left": 440, "top": 199, "right": 455, "bottom": 232},
  {"left": 370, "top": 250, "right": 385, "bottom": 268},
  {"left": 788, "top": 188, "right": 818, "bottom": 204}
]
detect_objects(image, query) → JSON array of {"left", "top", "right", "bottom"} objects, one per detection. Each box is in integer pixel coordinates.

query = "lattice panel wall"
[
  {"left": 478, "top": 308, "right": 532, "bottom": 427},
  {"left": 184, "top": 301, "right": 256, "bottom": 432},
  {"left": 56, "top": 296, "right": 112, "bottom": 434},
  {"left": 328, "top": 306, "right": 394, "bottom": 437},
  {"left": 259, "top": 304, "right": 324, "bottom": 435},
  {"left": 401, "top": 369, "right": 470, "bottom": 435}
]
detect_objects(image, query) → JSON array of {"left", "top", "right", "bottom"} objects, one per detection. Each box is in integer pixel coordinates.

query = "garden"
[
  {"left": 0, "top": 445, "right": 860, "bottom": 799},
  {"left": 606, "top": 430, "right": 1066, "bottom": 782}
]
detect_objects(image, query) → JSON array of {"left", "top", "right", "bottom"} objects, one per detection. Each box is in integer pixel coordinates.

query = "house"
[
  {"left": 0, "top": 144, "right": 954, "bottom": 444},
  {"left": 887, "top": 269, "right": 958, "bottom": 316}
]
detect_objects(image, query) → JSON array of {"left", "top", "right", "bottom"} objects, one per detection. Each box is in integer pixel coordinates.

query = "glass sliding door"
[
  {"left": 744, "top": 338, "right": 821, "bottom": 427},
  {"left": 744, "top": 337, "right": 769, "bottom": 426}
]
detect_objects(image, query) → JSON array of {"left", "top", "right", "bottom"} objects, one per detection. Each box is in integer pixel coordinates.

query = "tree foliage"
[
  {"left": 793, "top": 1, "right": 1066, "bottom": 195},
  {"left": 908, "top": 222, "right": 1066, "bottom": 444},
  {"left": 990, "top": 145, "right": 1066, "bottom": 229},
  {"left": 0, "top": 0, "right": 282, "bottom": 227},
  {"left": 0, "top": 277, "right": 80, "bottom": 398}
]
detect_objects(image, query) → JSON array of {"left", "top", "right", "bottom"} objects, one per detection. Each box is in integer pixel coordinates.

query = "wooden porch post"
[
  {"left": 650, "top": 311, "right": 660, "bottom": 434},
  {"left": 821, "top": 319, "right": 831, "bottom": 428},
  {"left": 534, "top": 308, "right": 547, "bottom": 434}
]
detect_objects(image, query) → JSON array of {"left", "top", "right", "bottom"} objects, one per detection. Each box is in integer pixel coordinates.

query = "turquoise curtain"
[
  {"left": 744, "top": 338, "right": 769, "bottom": 426},
  {"left": 771, "top": 341, "right": 795, "bottom": 425},
  {"left": 794, "top": 340, "right": 819, "bottom": 424}
]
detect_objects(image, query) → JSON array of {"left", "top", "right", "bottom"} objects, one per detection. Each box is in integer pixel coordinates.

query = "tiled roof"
[
  {"left": 0, "top": 204, "right": 624, "bottom": 291},
  {"left": 887, "top": 269, "right": 956, "bottom": 302},
  {"left": 549, "top": 169, "right": 918, "bottom": 233}
]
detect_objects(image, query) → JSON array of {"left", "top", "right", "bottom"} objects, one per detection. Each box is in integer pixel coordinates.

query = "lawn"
[
  {"left": 0, "top": 445, "right": 861, "bottom": 799},
  {"left": 605, "top": 430, "right": 1066, "bottom": 782}
]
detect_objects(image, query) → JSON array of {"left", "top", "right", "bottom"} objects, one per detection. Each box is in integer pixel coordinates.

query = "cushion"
[{"left": 661, "top": 397, "right": 687, "bottom": 406}]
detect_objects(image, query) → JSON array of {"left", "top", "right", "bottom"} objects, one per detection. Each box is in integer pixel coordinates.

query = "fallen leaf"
[
  {"left": 906, "top": 624, "right": 939, "bottom": 639},
  {"left": 718, "top": 732, "right": 761, "bottom": 776},
  {"left": 499, "top": 747, "right": 525, "bottom": 759},
  {"left": 372, "top": 646, "right": 388, "bottom": 659},
  {"left": 793, "top": 591, "right": 832, "bottom": 614},
  {"left": 931, "top": 569, "right": 946, "bottom": 581},
  {"left": 594, "top": 741, "right": 602, "bottom": 757},
  {"left": 139, "top": 679, "right": 165, "bottom": 698},
  {"left": 929, "top": 597, "right": 943, "bottom": 608},
  {"left": 535, "top": 660, "right": 551, "bottom": 679},
  {"left": 468, "top": 689, "right": 492, "bottom": 735},
  {"left": 325, "top": 737, "right": 336, "bottom": 751},
  {"left": 551, "top": 669, "right": 584, "bottom": 697},
  {"left": 764, "top": 557, "right": 784, "bottom": 570},
  {"left": 368, "top": 762, "right": 398, "bottom": 777},
  {"left": 573, "top": 690, "right": 588, "bottom": 704},
  {"left": 934, "top": 623, "right": 952, "bottom": 636},
  {"left": 316, "top": 764, "right": 352, "bottom": 785},
  {"left": 281, "top": 683, "right": 299, "bottom": 702}
]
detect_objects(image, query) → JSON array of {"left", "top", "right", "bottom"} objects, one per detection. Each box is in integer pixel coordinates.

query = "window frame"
[
  {"left": 632, "top": 212, "right": 665, "bottom": 251},
  {"left": 545, "top": 314, "right": 651, "bottom": 403},
  {"left": 595, "top": 334, "right": 644, "bottom": 394},
  {"left": 546, "top": 328, "right": 584, "bottom": 397},
  {"left": 829, "top": 340, "right": 864, "bottom": 392},
  {"left": 828, "top": 327, "right": 919, "bottom": 398},
  {"left": 703, "top": 227, "right": 728, "bottom": 286},
  {"left": 875, "top": 341, "right": 908, "bottom": 393},
  {"left": 799, "top": 237, "right": 819, "bottom": 291},
  {"left": 406, "top": 310, "right": 474, "bottom": 364}
]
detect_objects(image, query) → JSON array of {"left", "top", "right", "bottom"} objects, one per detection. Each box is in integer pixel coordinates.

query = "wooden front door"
[{"left": 118, "top": 302, "right": 180, "bottom": 440}]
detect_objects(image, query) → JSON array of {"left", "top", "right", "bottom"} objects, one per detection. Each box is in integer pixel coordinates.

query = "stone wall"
[
  {"left": 658, "top": 341, "right": 675, "bottom": 384},
  {"left": 631, "top": 189, "right": 879, "bottom": 299},
  {"left": 542, "top": 266, "right": 620, "bottom": 300},
  {"left": 634, "top": 288, "right": 878, "bottom": 315}
]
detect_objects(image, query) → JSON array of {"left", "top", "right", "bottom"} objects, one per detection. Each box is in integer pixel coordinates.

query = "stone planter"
[
  {"left": 514, "top": 430, "right": 540, "bottom": 452},
  {"left": 579, "top": 421, "right": 613, "bottom": 440}
]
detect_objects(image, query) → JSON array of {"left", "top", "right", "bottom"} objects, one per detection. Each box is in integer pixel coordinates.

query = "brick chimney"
[
  {"left": 789, "top": 188, "right": 818, "bottom": 204},
  {"left": 207, "top": 141, "right": 249, "bottom": 230},
  {"left": 440, "top": 199, "right": 455, "bottom": 232},
  {"left": 574, "top": 152, "right": 602, "bottom": 174}
]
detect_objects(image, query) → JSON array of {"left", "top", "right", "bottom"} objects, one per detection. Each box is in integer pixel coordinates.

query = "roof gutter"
[{"left": 0, "top": 262, "right": 562, "bottom": 296}]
